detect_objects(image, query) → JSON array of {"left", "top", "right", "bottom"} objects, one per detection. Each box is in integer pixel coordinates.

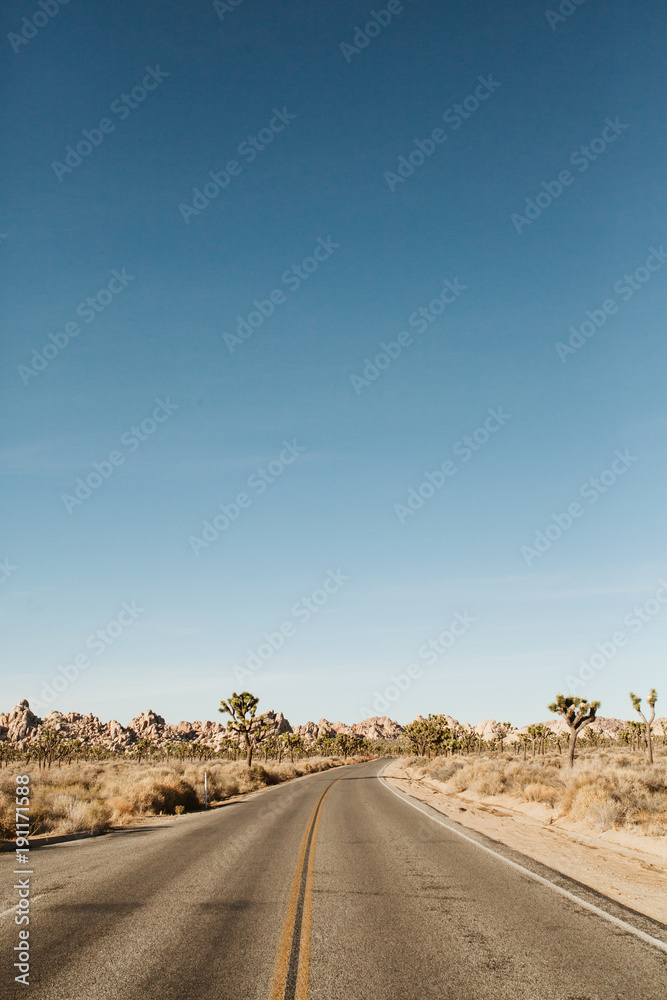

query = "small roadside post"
[{"left": 204, "top": 771, "right": 208, "bottom": 810}]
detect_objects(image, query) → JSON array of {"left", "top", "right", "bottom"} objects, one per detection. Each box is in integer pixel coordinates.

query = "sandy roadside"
[{"left": 383, "top": 758, "right": 667, "bottom": 925}]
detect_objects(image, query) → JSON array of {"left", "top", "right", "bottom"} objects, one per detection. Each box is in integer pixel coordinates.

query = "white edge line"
[{"left": 377, "top": 763, "right": 667, "bottom": 956}]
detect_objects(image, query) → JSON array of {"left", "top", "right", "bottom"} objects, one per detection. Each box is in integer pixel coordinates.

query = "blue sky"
[{"left": 2, "top": 0, "right": 666, "bottom": 728}]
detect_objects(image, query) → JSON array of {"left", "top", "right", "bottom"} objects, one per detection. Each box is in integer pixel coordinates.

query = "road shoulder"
[{"left": 383, "top": 757, "right": 667, "bottom": 925}]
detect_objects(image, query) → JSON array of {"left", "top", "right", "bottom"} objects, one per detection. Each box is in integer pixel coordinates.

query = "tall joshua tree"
[
  {"left": 219, "top": 691, "right": 269, "bottom": 767},
  {"left": 403, "top": 718, "right": 431, "bottom": 757},
  {"left": 548, "top": 694, "right": 600, "bottom": 768},
  {"left": 630, "top": 689, "right": 658, "bottom": 764}
]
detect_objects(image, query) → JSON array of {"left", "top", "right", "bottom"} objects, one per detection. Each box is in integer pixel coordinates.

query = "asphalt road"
[{"left": 2, "top": 758, "right": 667, "bottom": 999}]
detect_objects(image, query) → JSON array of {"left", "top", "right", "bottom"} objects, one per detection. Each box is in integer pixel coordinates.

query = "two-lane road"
[{"left": 2, "top": 758, "right": 667, "bottom": 998}]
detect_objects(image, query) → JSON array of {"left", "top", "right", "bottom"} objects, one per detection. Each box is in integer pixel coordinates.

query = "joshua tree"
[
  {"left": 403, "top": 718, "right": 431, "bottom": 757},
  {"left": 263, "top": 735, "right": 279, "bottom": 762},
  {"left": 630, "top": 689, "right": 658, "bottom": 763},
  {"left": 492, "top": 721, "right": 512, "bottom": 755},
  {"left": 217, "top": 736, "right": 238, "bottom": 761},
  {"left": 33, "top": 727, "right": 68, "bottom": 769},
  {"left": 311, "top": 735, "right": 335, "bottom": 757},
  {"left": 334, "top": 732, "right": 367, "bottom": 761},
  {"left": 421, "top": 715, "right": 450, "bottom": 758},
  {"left": 133, "top": 737, "right": 155, "bottom": 763},
  {"left": 218, "top": 691, "right": 269, "bottom": 768},
  {"left": 61, "top": 738, "right": 84, "bottom": 764},
  {"left": 282, "top": 732, "right": 304, "bottom": 763},
  {"left": 527, "top": 724, "right": 540, "bottom": 757},
  {"left": 548, "top": 694, "right": 600, "bottom": 768},
  {"left": 528, "top": 723, "right": 550, "bottom": 756}
]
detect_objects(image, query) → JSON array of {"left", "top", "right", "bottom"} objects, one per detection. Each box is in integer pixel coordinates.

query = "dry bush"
[
  {"left": 423, "top": 749, "right": 667, "bottom": 836},
  {"left": 0, "top": 755, "right": 345, "bottom": 840},
  {"left": 0, "top": 788, "right": 16, "bottom": 840},
  {"left": 521, "top": 783, "right": 559, "bottom": 807},
  {"left": 0, "top": 772, "right": 113, "bottom": 837},
  {"left": 112, "top": 771, "right": 199, "bottom": 817},
  {"left": 559, "top": 757, "right": 667, "bottom": 834}
]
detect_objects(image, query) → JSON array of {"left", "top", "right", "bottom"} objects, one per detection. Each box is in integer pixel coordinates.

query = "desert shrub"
[
  {"left": 521, "top": 783, "right": 559, "bottom": 807},
  {"left": 430, "top": 760, "right": 466, "bottom": 784},
  {"left": 0, "top": 789, "right": 15, "bottom": 839},
  {"left": 118, "top": 772, "right": 199, "bottom": 816},
  {"left": 422, "top": 750, "right": 667, "bottom": 836},
  {"left": 0, "top": 754, "right": 347, "bottom": 841}
]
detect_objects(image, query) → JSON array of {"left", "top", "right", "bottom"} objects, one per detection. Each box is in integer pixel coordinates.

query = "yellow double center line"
[{"left": 269, "top": 780, "right": 335, "bottom": 1000}]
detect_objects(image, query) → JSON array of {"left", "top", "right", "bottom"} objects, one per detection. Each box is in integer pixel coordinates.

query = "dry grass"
[
  {"left": 0, "top": 756, "right": 346, "bottom": 840},
  {"left": 414, "top": 748, "right": 667, "bottom": 836}
]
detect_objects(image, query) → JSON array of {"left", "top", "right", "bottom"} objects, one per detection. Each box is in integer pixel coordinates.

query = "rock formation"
[{"left": 1, "top": 700, "right": 664, "bottom": 752}]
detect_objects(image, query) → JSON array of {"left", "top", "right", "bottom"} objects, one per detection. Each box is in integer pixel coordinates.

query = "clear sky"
[{"left": 2, "top": 0, "right": 666, "bottom": 728}]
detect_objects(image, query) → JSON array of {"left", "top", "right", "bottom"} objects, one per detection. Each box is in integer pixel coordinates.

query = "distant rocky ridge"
[
  {"left": 0, "top": 700, "right": 664, "bottom": 752},
  {"left": 0, "top": 701, "right": 291, "bottom": 752}
]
